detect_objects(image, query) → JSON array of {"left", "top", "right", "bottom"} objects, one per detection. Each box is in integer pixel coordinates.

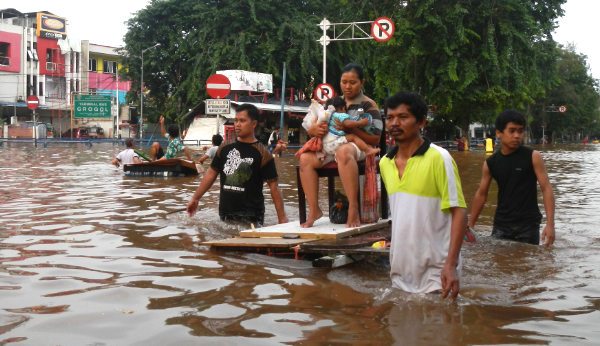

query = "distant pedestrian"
[
  {"left": 112, "top": 138, "right": 142, "bottom": 168},
  {"left": 197, "top": 134, "right": 223, "bottom": 164},
  {"left": 268, "top": 126, "right": 287, "bottom": 157},
  {"left": 468, "top": 110, "right": 555, "bottom": 246}
]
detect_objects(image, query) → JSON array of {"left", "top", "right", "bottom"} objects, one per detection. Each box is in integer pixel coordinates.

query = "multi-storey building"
[
  {"left": 0, "top": 8, "right": 130, "bottom": 138},
  {"left": 81, "top": 41, "right": 132, "bottom": 138}
]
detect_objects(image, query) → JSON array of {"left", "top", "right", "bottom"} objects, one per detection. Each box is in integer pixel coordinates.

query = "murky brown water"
[{"left": 1, "top": 142, "right": 599, "bottom": 345}]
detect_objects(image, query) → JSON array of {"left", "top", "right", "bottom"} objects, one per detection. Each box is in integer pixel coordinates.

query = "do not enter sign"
[
  {"left": 26, "top": 95, "right": 39, "bottom": 110},
  {"left": 206, "top": 74, "right": 231, "bottom": 99},
  {"left": 313, "top": 83, "right": 335, "bottom": 102}
]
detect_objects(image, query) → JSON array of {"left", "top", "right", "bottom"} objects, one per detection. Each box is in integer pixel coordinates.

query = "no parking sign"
[
  {"left": 313, "top": 83, "right": 335, "bottom": 102},
  {"left": 371, "top": 16, "right": 395, "bottom": 42}
]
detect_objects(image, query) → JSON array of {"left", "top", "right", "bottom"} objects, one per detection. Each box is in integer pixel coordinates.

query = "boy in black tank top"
[{"left": 467, "top": 110, "right": 556, "bottom": 246}]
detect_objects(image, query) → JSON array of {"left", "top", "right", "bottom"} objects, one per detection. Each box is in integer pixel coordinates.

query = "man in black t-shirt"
[
  {"left": 468, "top": 110, "right": 555, "bottom": 246},
  {"left": 186, "top": 104, "right": 288, "bottom": 226}
]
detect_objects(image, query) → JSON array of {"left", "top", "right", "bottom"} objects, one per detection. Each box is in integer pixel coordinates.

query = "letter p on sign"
[{"left": 371, "top": 17, "right": 395, "bottom": 43}]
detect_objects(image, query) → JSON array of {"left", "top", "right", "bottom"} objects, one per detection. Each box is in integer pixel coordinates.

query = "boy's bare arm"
[{"left": 342, "top": 118, "right": 368, "bottom": 129}]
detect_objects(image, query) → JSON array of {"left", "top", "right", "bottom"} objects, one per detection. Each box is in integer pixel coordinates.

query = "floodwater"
[{"left": 0, "top": 142, "right": 599, "bottom": 345}]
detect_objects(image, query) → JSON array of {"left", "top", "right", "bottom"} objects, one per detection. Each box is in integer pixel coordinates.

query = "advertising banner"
[
  {"left": 216, "top": 70, "right": 273, "bottom": 93},
  {"left": 36, "top": 13, "right": 67, "bottom": 40}
]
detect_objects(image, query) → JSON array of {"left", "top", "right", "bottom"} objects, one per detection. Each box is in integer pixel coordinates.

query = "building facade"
[{"left": 1, "top": 8, "right": 130, "bottom": 138}]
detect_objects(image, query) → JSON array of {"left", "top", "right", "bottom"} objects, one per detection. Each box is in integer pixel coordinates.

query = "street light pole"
[{"left": 140, "top": 43, "right": 160, "bottom": 140}]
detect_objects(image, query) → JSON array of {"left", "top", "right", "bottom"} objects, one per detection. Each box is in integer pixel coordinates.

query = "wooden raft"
[
  {"left": 238, "top": 218, "right": 390, "bottom": 240},
  {"left": 203, "top": 219, "right": 390, "bottom": 250}
]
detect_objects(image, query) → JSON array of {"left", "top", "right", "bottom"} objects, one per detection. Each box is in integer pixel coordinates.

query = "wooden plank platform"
[
  {"left": 202, "top": 237, "right": 313, "bottom": 248},
  {"left": 238, "top": 218, "right": 390, "bottom": 240}
]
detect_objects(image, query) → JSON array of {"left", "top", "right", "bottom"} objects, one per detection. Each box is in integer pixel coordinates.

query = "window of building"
[
  {"left": 103, "top": 60, "right": 117, "bottom": 74},
  {"left": 89, "top": 58, "right": 97, "bottom": 72},
  {"left": 26, "top": 74, "right": 32, "bottom": 96},
  {"left": 0, "top": 42, "right": 9, "bottom": 66},
  {"left": 39, "top": 81, "right": 44, "bottom": 96},
  {"left": 32, "top": 42, "right": 38, "bottom": 61},
  {"left": 89, "top": 88, "right": 97, "bottom": 95},
  {"left": 46, "top": 48, "right": 54, "bottom": 62}
]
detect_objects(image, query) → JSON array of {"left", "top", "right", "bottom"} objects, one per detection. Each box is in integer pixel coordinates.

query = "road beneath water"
[{"left": 0, "top": 142, "right": 599, "bottom": 345}]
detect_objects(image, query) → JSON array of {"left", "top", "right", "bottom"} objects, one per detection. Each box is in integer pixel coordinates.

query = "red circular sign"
[
  {"left": 313, "top": 83, "right": 335, "bottom": 102},
  {"left": 206, "top": 74, "right": 231, "bottom": 99},
  {"left": 26, "top": 95, "right": 39, "bottom": 110},
  {"left": 371, "top": 16, "right": 395, "bottom": 43}
]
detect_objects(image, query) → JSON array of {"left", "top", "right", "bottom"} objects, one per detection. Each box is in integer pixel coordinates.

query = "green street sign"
[{"left": 74, "top": 95, "right": 112, "bottom": 118}]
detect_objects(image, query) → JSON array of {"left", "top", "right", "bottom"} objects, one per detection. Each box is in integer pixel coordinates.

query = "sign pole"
[
  {"left": 26, "top": 95, "right": 40, "bottom": 145},
  {"left": 317, "top": 16, "right": 394, "bottom": 84},
  {"left": 322, "top": 23, "right": 327, "bottom": 83},
  {"left": 33, "top": 109, "right": 37, "bottom": 147},
  {"left": 70, "top": 94, "right": 74, "bottom": 139},
  {"left": 279, "top": 62, "right": 286, "bottom": 138},
  {"left": 116, "top": 68, "right": 119, "bottom": 139},
  {"left": 206, "top": 74, "right": 232, "bottom": 136}
]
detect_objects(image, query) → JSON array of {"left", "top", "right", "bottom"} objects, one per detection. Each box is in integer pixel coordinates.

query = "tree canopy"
[{"left": 121, "top": 0, "right": 599, "bottom": 142}]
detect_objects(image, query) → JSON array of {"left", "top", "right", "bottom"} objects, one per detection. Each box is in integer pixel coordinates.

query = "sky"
[{"left": 2, "top": 0, "right": 598, "bottom": 79}]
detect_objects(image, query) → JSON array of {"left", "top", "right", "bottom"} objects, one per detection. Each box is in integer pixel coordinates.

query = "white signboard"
[
  {"left": 216, "top": 70, "right": 273, "bottom": 93},
  {"left": 206, "top": 99, "right": 231, "bottom": 114}
]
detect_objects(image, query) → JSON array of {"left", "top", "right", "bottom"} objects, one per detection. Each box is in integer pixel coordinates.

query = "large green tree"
[
  {"left": 371, "top": 0, "right": 566, "bottom": 135},
  {"left": 121, "top": 0, "right": 600, "bottom": 143},
  {"left": 531, "top": 45, "right": 600, "bottom": 142},
  {"left": 121, "top": 0, "right": 403, "bottom": 123}
]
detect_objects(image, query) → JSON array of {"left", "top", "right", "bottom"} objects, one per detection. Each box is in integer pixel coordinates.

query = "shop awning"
[{"left": 230, "top": 101, "right": 308, "bottom": 114}]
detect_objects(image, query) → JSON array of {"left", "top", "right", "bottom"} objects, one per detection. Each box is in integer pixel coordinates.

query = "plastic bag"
[
  {"left": 360, "top": 154, "right": 379, "bottom": 224},
  {"left": 329, "top": 191, "right": 349, "bottom": 224}
]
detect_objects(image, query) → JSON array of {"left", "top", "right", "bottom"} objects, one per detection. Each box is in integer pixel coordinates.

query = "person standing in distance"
[
  {"left": 468, "top": 110, "right": 555, "bottom": 246},
  {"left": 186, "top": 104, "right": 288, "bottom": 226},
  {"left": 197, "top": 134, "right": 223, "bottom": 164},
  {"left": 379, "top": 92, "right": 467, "bottom": 299},
  {"left": 112, "top": 138, "right": 142, "bottom": 167}
]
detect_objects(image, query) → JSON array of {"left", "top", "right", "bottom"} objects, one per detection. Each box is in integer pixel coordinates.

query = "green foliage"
[
  {"left": 371, "top": 0, "right": 568, "bottom": 134},
  {"left": 120, "top": 0, "right": 599, "bottom": 141},
  {"left": 537, "top": 45, "right": 600, "bottom": 140}
]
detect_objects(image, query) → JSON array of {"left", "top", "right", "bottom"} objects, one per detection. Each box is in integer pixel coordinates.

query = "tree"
[
  {"left": 371, "top": 0, "right": 566, "bottom": 138},
  {"left": 533, "top": 45, "right": 600, "bottom": 142},
  {"left": 121, "top": 0, "right": 407, "bottom": 123}
]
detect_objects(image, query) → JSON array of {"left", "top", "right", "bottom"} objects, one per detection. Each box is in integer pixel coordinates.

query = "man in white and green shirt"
[{"left": 379, "top": 92, "right": 467, "bottom": 299}]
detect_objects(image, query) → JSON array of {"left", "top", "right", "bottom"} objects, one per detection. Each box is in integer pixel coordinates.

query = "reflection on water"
[{"left": 1, "top": 142, "right": 599, "bottom": 344}]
